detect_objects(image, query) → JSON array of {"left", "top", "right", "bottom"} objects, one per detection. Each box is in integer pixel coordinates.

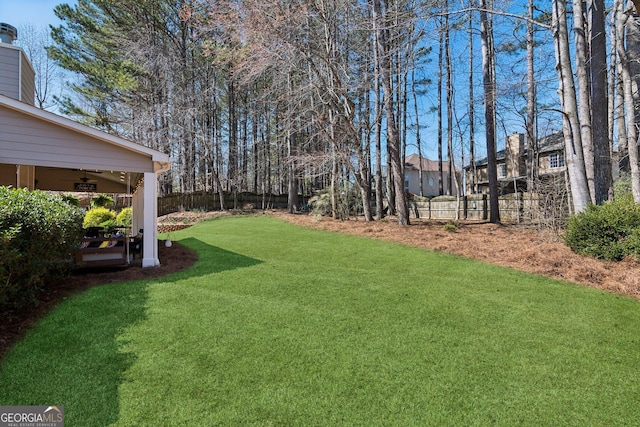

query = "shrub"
[
  {"left": 443, "top": 221, "right": 459, "bottom": 232},
  {"left": 83, "top": 207, "right": 116, "bottom": 229},
  {"left": 309, "top": 187, "right": 362, "bottom": 219},
  {"left": 614, "top": 173, "right": 633, "bottom": 201},
  {"left": 309, "top": 191, "right": 332, "bottom": 217},
  {"left": 0, "top": 187, "right": 84, "bottom": 308},
  {"left": 564, "top": 199, "right": 640, "bottom": 260},
  {"left": 116, "top": 207, "right": 133, "bottom": 227}
]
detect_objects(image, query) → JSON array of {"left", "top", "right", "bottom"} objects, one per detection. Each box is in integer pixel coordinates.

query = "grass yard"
[{"left": 1, "top": 215, "right": 639, "bottom": 426}]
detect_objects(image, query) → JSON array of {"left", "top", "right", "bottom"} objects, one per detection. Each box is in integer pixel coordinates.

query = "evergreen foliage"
[
  {"left": 83, "top": 207, "right": 117, "bottom": 229},
  {"left": 116, "top": 207, "right": 133, "bottom": 227},
  {"left": 0, "top": 187, "right": 84, "bottom": 309},
  {"left": 564, "top": 198, "right": 640, "bottom": 260}
]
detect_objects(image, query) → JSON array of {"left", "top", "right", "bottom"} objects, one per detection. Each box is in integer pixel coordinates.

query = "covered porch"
[{"left": 0, "top": 94, "right": 171, "bottom": 267}]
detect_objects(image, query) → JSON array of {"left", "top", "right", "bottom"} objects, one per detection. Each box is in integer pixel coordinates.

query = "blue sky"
[
  {"left": 0, "top": 1, "right": 553, "bottom": 163},
  {"left": 0, "top": 0, "right": 76, "bottom": 31}
]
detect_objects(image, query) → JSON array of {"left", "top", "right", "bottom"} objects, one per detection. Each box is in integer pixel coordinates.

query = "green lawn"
[{"left": 1, "top": 215, "right": 639, "bottom": 426}]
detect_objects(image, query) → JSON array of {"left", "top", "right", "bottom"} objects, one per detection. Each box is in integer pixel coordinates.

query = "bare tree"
[
  {"left": 619, "top": 2, "right": 640, "bottom": 202},
  {"left": 372, "top": 0, "right": 409, "bottom": 225},
  {"left": 17, "top": 24, "right": 65, "bottom": 110},
  {"left": 572, "top": 0, "right": 596, "bottom": 203}
]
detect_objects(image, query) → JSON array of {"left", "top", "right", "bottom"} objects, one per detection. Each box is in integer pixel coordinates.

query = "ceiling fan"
[
  {"left": 77, "top": 170, "right": 98, "bottom": 183},
  {"left": 68, "top": 168, "right": 101, "bottom": 180}
]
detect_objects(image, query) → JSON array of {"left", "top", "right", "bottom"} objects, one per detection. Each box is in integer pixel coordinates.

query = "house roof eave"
[{"left": 0, "top": 94, "right": 171, "bottom": 165}]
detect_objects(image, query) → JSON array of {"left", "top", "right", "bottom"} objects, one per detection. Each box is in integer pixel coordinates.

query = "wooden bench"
[{"left": 75, "top": 236, "right": 128, "bottom": 267}]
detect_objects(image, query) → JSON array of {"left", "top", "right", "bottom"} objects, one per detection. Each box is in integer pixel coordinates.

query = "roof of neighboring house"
[
  {"left": 464, "top": 131, "right": 564, "bottom": 169},
  {"left": 405, "top": 153, "right": 461, "bottom": 173},
  {"left": 536, "top": 131, "right": 564, "bottom": 154}
]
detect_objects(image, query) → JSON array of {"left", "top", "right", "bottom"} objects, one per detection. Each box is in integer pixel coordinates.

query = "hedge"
[{"left": 0, "top": 187, "right": 85, "bottom": 308}]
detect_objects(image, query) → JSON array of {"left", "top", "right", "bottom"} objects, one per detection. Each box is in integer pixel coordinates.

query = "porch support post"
[{"left": 141, "top": 171, "right": 159, "bottom": 267}]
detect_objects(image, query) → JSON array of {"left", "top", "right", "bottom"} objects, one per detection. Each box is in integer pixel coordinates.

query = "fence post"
[
  {"left": 463, "top": 195, "right": 468, "bottom": 220},
  {"left": 482, "top": 194, "right": 488, "bottom": 220}
]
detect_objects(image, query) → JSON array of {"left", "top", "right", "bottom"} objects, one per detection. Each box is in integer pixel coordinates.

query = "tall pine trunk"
[
  {"left": 468, "top": 4, "right": 477, "bottom": 195},
  {"left": 479, "top": 0, "right": 500, "bottom": 223},
  {"left": 526, "top": 0, "right": 537, "bottom": 192},
  {"left": 589, "top": 0, "right": 613, "bottom": 203}
]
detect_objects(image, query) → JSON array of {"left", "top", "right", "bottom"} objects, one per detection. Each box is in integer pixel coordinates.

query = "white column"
[
  {"left": 132, "top": 186, "right": 143, "bottom": 238},
  {"left": 141, "top": 172, "right": 159, "bottom": 267}
]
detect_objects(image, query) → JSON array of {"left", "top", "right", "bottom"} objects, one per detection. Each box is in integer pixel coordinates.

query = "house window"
[
  {"left": 498, "top": 163, "right": 507, "bottom": 178},
  {"left": 404, "top": 174, "right": 409, "bottom": 192},
  {"left": 549, "top": 153, "right": 565, "bottom": 169}
]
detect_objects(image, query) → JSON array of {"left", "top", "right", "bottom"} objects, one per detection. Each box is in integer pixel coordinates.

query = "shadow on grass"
[
  {"left": 0, "top": 239, "right": 261, "bottom": 426},
  {"left": 162, "top": 237, "right": 263, "bottom": 281}
]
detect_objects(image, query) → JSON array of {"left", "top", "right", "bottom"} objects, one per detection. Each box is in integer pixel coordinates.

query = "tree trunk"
[
  {"left": 468, "top": 5, "right": 477, "bottom": 195},
  {"left": 621, "top": 10, "right": 640, "bottom": 202},
  {"left": 412, "top": 66, "right": 424, "bottom": 197},
  {"left": 572, "top": 0, "right": 596, "bottom": 203},
  {"left": 375, "top": 48, "right": 384, "bottom": 219},
  {"left": 372, "top": 0, "right": 409, "bottom": 225},
  {"left": 613, "top": 0, "right": 629, "bottom": 174},
  {"left": 589, "top": 0, "right": 613, "bottom": 203},
  {"left": 479, "top": 0, "right": 500, "bottom": 223},
  {"left": 445, "top": 2, "right": 454, "bottom": 197},
  {"left": 437, "top": 23, "right": 445, "bottom": 196},
  {"left": 526, "top": 0, "right": 537, "bottom": 192},
  {"left": 227, "top": 72, "right": 238, "bottom": 195},
  {"left": 551, "top": 0, "right": 591, "bottom": 213}
]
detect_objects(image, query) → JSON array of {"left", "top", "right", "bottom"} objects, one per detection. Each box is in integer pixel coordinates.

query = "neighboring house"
[
  {"left": 464, "top": 132, "right": 566, "bottom": 195},
  {"left": 404, "top": 153, "right": 462, "bottom": 197}
]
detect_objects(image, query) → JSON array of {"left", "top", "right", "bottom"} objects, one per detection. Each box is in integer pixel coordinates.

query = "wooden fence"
[
  {"left": 158, "top": 191, "right": 569, "bottom": 225},
  {"left": 410, "top": 192, "right": 569, "bottom": 224},
  {"left": 158, "top": 192, "right": 289, "bottom": 216}
]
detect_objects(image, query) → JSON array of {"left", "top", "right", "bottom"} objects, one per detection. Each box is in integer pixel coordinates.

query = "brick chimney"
[{"left": 505, "top": 133, "right": 525, "bottom": 178}]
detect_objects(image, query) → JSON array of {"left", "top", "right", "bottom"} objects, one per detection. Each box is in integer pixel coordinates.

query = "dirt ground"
[{"left": 2, "top": 209, "right": 639, "bottom": 358}]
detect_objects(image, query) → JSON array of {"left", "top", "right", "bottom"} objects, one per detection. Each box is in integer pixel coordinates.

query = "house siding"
[
  {"left": 405, "top": 154, "right": 461, "bottom": 196},
  {"left": 0, "top": 105, "right": 154, "bottom": 172},
  {"left": 538, "top": 151, "right": 566, "bottom": 175},
  {"left": 405, "top": 169, "right": 455, "bottom": 196},
  {"left": 466, "top": 166, "right": 488, "bottom": 190},
  {"left": 0, "top": 47, "right": 20, "bottom": 101},
  {"left": 465, "top": 132, "right": 567, "bottom": 194},
  {"left": 20, "top": 53, "right": 35, "bottom": 105}
]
